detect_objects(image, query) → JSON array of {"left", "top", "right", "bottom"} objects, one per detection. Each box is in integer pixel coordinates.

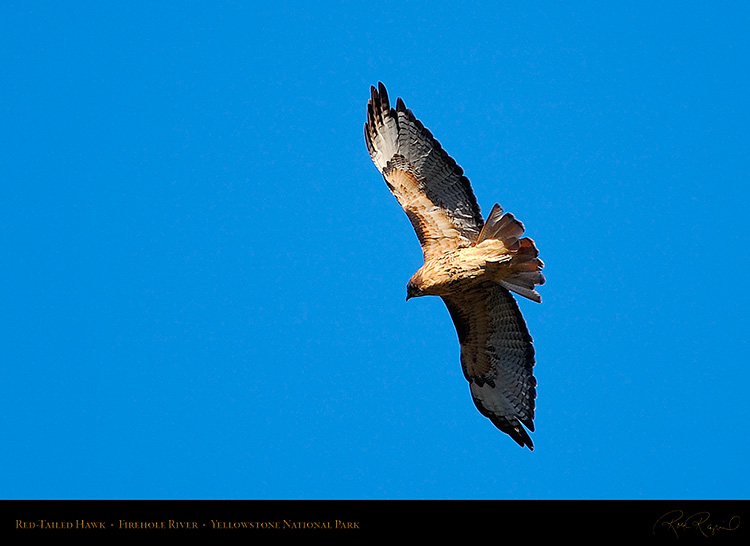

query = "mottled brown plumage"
[{"left": 364, "top": 82, "right": 545, "bottom": 449}]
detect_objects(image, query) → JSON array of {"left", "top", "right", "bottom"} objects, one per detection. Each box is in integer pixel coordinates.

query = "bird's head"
[{"left": 406, "top": 280, "right": 424, "bottom": 301}]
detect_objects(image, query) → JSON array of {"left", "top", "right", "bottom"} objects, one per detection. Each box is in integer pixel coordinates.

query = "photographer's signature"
[{"left": 653, "top": 510, "right": 740, "bottom": 538}]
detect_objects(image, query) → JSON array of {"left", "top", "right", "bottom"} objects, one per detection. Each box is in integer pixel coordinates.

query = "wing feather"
[
  {"left": 442, "top": 285, "right": 537, "bottom": 450},
  {"left": 365, "top": 82, "right": 484, "bottom": 260}
]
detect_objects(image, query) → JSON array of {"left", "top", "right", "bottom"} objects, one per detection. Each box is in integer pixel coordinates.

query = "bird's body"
[
  {"left": 364, "top": 83, "right": 545, "bottom": 449},
  {"left": 408, "top": 229, "right": 539, "bottom": 296}
]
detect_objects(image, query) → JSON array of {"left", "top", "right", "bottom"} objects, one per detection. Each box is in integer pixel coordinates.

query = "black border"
[{"left": 2, "top": 500, "right": 748, "bottom": 541}]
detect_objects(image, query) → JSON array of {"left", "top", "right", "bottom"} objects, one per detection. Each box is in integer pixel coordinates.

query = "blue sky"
[{"left": 2, "top": 1, "right": 748, "bottom": 499}]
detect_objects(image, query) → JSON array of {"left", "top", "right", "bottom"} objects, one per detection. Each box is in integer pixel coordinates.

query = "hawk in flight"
[{"left": 364, "top": 83, "right": 545, "bottom": 450}]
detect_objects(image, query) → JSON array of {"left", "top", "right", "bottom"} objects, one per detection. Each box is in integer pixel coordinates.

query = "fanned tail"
[
  {"left": 499, "top": 237, "right": 545, "bottom": 303},
  {"left": 479, "top": 204, "right": 545, "bottom": 303}
]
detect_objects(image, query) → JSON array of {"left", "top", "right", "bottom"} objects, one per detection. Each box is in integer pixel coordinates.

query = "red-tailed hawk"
[{"left": 364, "top": 83, "right": 545, "bottom": 450}]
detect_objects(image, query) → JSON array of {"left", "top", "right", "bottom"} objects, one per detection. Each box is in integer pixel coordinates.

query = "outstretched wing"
[
  {"left": 442, "top": 284, "right": 537, "bottom": 450},
  {"left": 364, "top": 82, "right": 484, "bottom": 260}
]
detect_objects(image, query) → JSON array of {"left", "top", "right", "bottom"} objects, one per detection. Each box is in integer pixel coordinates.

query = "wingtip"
[
  {"left": 375, "top": 82, "right": 389, "bottom": 108},
  {"left": 516, "top": 425, "right": 535, "bottom": 451},
  {"left": 371, "top": 84, "right": 408, "bottom": 115},
  {"left": 471, "top": 386, "right": 536, "bottom": 451},
  {"left": 507, "top": 424, "right": 534, "bottom": 450}
]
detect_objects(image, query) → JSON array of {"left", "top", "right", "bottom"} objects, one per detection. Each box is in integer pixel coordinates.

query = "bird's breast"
[{"left": 412, "top": 248, "right": 494, "bottom": 296}]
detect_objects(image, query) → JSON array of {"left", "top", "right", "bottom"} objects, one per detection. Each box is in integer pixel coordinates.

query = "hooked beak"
[{"left": 406, "top": 284, "right": 419, "bottom": 301}]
